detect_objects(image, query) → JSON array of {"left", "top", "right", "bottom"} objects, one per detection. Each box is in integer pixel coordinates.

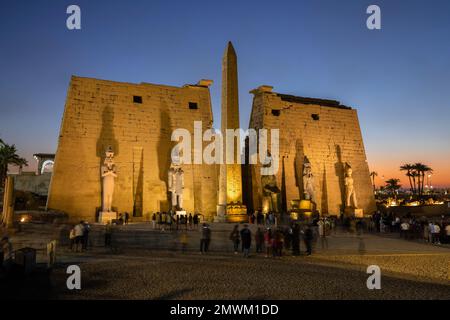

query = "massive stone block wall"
[
  {"left": 246, "top": 87, "right": 376, "bottom": 216},
  {"left": 47, "top": 76, "right": 218, "bottom": 222}
]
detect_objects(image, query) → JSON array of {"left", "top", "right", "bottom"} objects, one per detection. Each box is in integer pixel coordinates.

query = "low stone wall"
[{"left": 13, "top": 173, "right": 51, "bottom": 196}]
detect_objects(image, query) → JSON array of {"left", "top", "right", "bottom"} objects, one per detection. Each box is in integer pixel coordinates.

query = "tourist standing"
[
  {"left": 264, "top": 228, "right": 272, "bottom": 258},
  {"left": 200, "top": 223, "right": 211, "bottom": 253},
  {"left": 193, "top": 214, "right": 199, "bottom": 229},
  {"left": 272, "top": 229, "right": 283, "bottom": 257},
  {"left": 240, "top": 224, "right": 252, "bottom": 258},
  {"left": 255, "top": 227, "right": 264, "bottom": 253},
  {"left": 188, "top": 213, "right": 193, "bottom": 230},
  {"left": 318, "top": 219, "right": 328, "bottom": 249},
  {"left": 69, "top": 225, "right": 76, "bottom": 251},
  {"left": 291, "top": 223, "right": 301, "bottom": 256},
  {"left": 82, "top": 221, "right": 91, "bottom": 250},
  {"left": 432, "top": 222, "right": 441, "bottom": 244},
  {"left": 74, "top": 221, "right": 84, "bottom": 252},
  {"left": 124, "top": 212, "right": 130, "bottom": 225},
  {"left": 161, "top": 212, "right": 166, "bottom": 230},
  {"left": 168, "top": 212, "right": 173, "bottom": 231},
  {"left": 303, "top": 225, "right": 313, "bottom": 256},
  {"left": 151, "top": 213, "right": 156, "bottom": 229},
  {"left": 400, "top": 221, "right": 409, "bottom": 239},
  {"left": 229, "top": 224, "right": 240, "bottom": 254}
]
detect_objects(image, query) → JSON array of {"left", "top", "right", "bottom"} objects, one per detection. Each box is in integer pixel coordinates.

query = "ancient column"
[{"left": 1, "top": 176, "right": 14, "bottom": 228}]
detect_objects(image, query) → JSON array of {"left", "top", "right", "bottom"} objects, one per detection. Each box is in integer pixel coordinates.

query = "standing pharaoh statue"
[
  {"left": 168, "top": 147, "right": 185, "bottom": 211},
  {"left": 101, "top": 147, "right": 117, "bottom": 212},
  {"left": 302, "top": 156, "right": 315, "bottom": 202},
  {"left": 344, "top": 163, "right": 358, "bottom": 208},
  {"left": 261, "top": 151, "right": 281, "bottom": 213}
]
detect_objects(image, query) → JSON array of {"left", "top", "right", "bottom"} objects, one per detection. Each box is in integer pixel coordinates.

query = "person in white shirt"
[
  {"left": 432, "top": 223, "right": 441, "bottom": 244},
  {"left": 400, "top": 221, "right": 409, "bottom": 239}
]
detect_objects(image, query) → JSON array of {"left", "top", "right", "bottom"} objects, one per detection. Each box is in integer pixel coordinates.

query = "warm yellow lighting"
[{"left": 299, "top": 200, "right": 312, "bottom": 210}]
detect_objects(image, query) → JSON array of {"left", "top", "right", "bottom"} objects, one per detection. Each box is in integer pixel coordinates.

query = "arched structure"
[{"left": 33, "top": 153, "right": 55, "bottom": 175}]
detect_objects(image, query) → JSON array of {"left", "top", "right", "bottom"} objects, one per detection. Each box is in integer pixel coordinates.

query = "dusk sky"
[{"left": 0, "top": 0, "right": 449, "bottom": 187}]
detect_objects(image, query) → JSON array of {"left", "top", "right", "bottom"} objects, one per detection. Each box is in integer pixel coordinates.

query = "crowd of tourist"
[
  {"left": 222, "top": 216, "right": 335, "bottom": 258},
  {"left": 61, "top": 209, "right": 449, "bottom": 257},
  {"left": 150, "top": 212, "right": 202, "bottom": 231},
  {"left": 369, "top": 212, "right": 450, "bottom": 244}
]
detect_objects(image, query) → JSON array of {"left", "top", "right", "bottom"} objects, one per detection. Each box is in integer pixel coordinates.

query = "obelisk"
[{"left": 216, "top": 41, "right": 246, "bottom": 222}]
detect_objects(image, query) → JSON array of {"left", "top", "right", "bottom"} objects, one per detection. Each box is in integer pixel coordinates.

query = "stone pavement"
[{"left": 2, "top": 222, "right": 450, "bottom": 299}]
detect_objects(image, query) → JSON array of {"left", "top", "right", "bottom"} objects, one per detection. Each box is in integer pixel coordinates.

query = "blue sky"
[{"left": 0, "top": 0, "right": 449, "bottom": 186}]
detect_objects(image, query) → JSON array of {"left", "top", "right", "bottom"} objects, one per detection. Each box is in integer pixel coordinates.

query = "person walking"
[
  {"left": 229, "top": 224, "right": 240, "bottom": 254},
  {"left": 124, "top": 212, "right": 130, "bottom": 225},
  {"left": 240, "top": 224, "right": 252, "bottom": 258},
  {"left": 200, "top": 223, "right": 211, "bottom": 254},
  {"left": 303, "top": 225, "right": 313, "bottom": 256}
]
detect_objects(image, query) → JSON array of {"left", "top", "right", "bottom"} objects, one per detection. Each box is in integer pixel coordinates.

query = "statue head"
[
  {"left": 345, "top": 163, "right": 352, "bottom": 177},
  {"left": 171, "top": 145, "right": 182, "bottom": 167}
]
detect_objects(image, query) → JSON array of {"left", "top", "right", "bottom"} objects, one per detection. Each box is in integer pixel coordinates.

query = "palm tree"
[
  {"left": 369, "top": 171, "right": 378, "bottom": 192},
  {"left": 385, "top": 178, "right": 401, "bottom": 198},
  {"left": 0, "top": 141, "right": 28, "bottom": 188},
  {"left": 400, "top": 164, "right": 415, "bottom": 194},
  {"left": 413, "top": 163, "right": 433, "bottom": 196}
]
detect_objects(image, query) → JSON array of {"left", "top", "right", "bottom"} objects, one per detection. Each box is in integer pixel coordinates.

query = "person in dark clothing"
[
  {"left": 256, "top": 211, "right": 264, "bottom": 225},
  {"left": 255, "top": 227, "right": 264, "bottom": 253},
  {"left": 200, "top": 223, "right": 211, "bottom": 253},
  {"left": 291, "top": 223, "right": 301, "bottom": 256},
  {"left": 82, "top": 221, "right": 91, "bottom": 250},
  {"left": 229, "top": 224, "right": 240, "bottom": 254},
  {"left": 124, "top": 212, "right": 129, "bottom": 225},
  {"left": 240, "top": 224, "right": 252, "bottom": 257},
  {"left": 303, "top": 225, "right": 314, "bottom": 255},
  {"left": 105, "top": 222, "right": 112, "bottom": 247},
  {"left": 193, "top": 214, "right": 199, "bottom": 229},
  {"left": 188, "top": 213, "right": 193, "bottom": 230}
]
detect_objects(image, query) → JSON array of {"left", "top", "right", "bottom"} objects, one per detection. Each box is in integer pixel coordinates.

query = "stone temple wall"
[
  {"left": 246, "top": 86, "right": 376, "bottom": 216},
  {"left": 47, "top": 76, "right": 218, "bottom": 222}
]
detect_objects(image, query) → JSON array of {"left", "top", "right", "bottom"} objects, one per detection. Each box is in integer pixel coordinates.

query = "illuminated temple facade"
[{"left": 47, "top": 42, "right": 375, "bottom": 222}]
